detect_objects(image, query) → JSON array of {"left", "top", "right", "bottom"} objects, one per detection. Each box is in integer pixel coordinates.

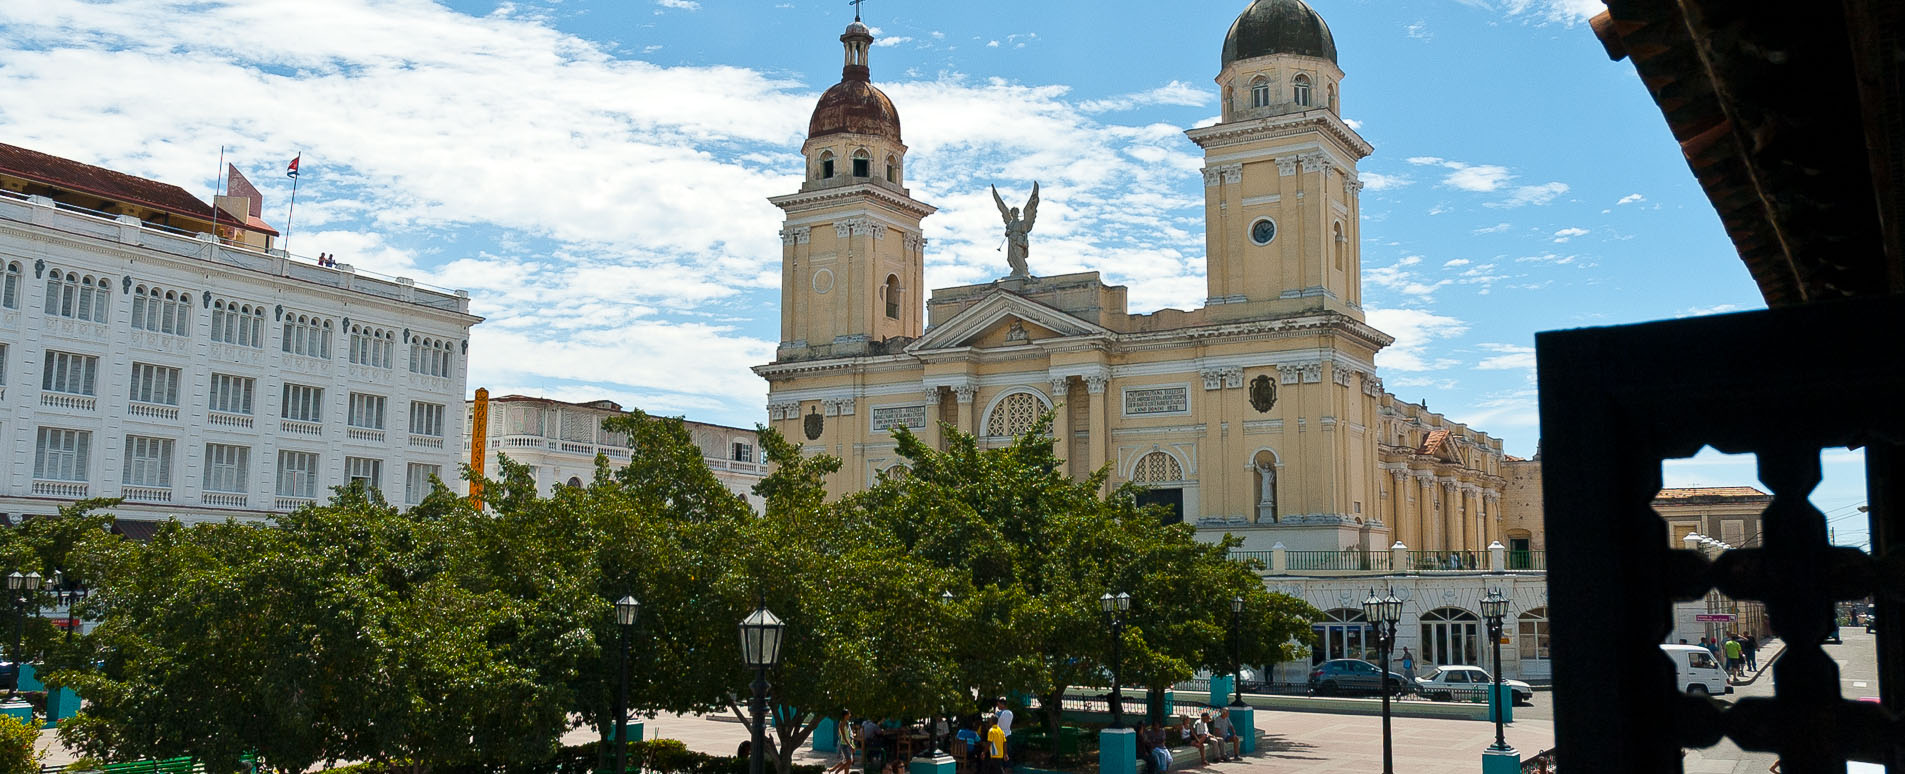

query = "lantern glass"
[
  {"left": 1231, "top": 596, "right": 1245, "bottom": 614},
  {"left": 1115, "top": 591, "right": 1132, "bottom": 612},
  {"left": 739, "top": 606, "right": 785, "bottom": 667},
  {"left": 5, "top": 572, "right": 20, "bottom": 591},
  {"left": 1362, "top": 590, "right": 1382, "bottom": 621},
  {"left": 1380, "top": 592, "right": 1404, "bottom": 624},
  {"left": 22, "top": 572, "right": 40, "bottom": 592},
  {"left": 1100, "top": 592, "right": 1116, "bottom": 614},
  {"left": 615, "top": 595, "right": 641, "bottom": 627},
  {"left": 941, "top": 590, "right": 955, "bottom": 604},
  {"left": 1480, "top": 590, "right": 1510, "bottom": 620}
]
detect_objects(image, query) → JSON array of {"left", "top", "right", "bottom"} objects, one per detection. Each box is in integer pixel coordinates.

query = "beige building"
[
  {"left": 467, "top": 394, "right": 767, "bottom": 511},
  {"left": 754, "top": 2, "right": 1509, "bottom": 558}
]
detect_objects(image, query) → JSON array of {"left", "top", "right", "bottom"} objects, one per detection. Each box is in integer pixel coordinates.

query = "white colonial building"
[
  {"left": 0, "top": 142, "right": 480, "bottom": 523},
  {"left": 469, "top": 394, "right": 768, "bottom": 512}
]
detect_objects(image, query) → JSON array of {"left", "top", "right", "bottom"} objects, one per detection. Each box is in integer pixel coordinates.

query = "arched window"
[
  {"left": 44, "top": 271, "right": 109, "bottom": 323},
  {"left": 1518, "top": 607, "right": 1549, "bottom": 661},
  {"left": 880, "top": 463, "right": 909, "bottom": 480},
  {"left": 566, "top": 476, "right": 584, "bottom": 489},
  {"left": 852, "top": 149, "right": 871, "bottom": 178},
  {"left": 1327, "top": 82, "right": 1338, "bottom": 112},
  {"left": 1312, "top": 608, "right": 1372, "bottom": 664},
  {"left": 819, "top": 151, "right": 835, "bottom": 180},
  {"left": 350, "top": 325, "right": 395, "bottom": 368},
  {"left": 1333, "top": 222, "right": 1346, "bottom": 270},
  {"left": 1293, "top": 74, "right": 1312, "bottom": 107},
  {"left": 1419, "top": 607, "right": 1481, "bottom": 666},
  {"left": 2, "top": 262, "right": 18, "bottom": 309},
  {"left": 883, "top": 274, "right": 900, "bottom": 319},
  {"left": 1250, "top": 76, "right": 1271, "bottom": 108},
  {"left": 131, "top": 285, "right": 191, "bottom": 337},
  {"left": 1252, "top": 449, "right": 1280, "bottom": 523},
  {"left": 408, "top": 336, "right": 454, "bottom": 378},
  {"left": 885, "top": 155, "right": 898, "bottom": 183},
  {"left": 1131, "top": 451, "right": 1185, "bottom": 484},
  {"left": 985, "top": 391, "right": 1045, "bottom": 437}
]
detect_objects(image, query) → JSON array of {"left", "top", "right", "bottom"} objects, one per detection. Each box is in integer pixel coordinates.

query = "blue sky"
[{"left": 0, "top": 0, "right": 1868, "bottom": 546}]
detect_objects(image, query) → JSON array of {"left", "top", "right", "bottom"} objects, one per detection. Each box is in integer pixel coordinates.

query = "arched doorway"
[
  {"left": 1419, "top": 607, "right": 1482, "bottom": 666},
  {"left": 1131, "top": 450, "right": 1186, "bottom": 525},
  {"left": 1518, "top": 607, "right": 1550, "bottom": 680}
]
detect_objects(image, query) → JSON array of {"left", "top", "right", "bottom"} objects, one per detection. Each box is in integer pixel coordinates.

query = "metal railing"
[{"left": 1287, "top": 550, "right": 1391, "bottom": 571}]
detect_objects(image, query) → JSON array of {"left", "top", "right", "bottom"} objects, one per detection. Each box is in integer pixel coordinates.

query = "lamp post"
[
  {"left": 932, "top": 590, "right": 956, "bottom": 757},
  {"left": 613, "top": 595, "right": 642, "bottom": 774},
  {"left": 5, "top": 571, "right": 41, "bottom": 701},
  {"left": 1100, "top": 591, "right": 1131, "bottom": 728},
  {"left": 1229, "top": 596, "right": 1246, "bottom": 707},
  {"left": 1363, "top": 587, "right": 1403, "bottom": 774},
  {"left": 1480, "top": 588, "right": 1512, "bottom": 752},
  {"left": 49, "top": 571, "right": 86, "bottom": 645},
  {"left": 740, "top": 602, "right": 786, "bottom": 774}
]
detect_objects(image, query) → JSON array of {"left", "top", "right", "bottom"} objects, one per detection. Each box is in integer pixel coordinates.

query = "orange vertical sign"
[{"left": 469, "top": 387, "right": 489, "bottom": 510}]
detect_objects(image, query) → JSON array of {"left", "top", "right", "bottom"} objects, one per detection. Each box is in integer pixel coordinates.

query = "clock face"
[{"left": 1251, "top": 219, "right": 1277, "bottom": 245}]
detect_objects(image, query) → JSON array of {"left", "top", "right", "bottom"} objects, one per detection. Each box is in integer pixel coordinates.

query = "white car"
[{"left": 1413, "top": 665, "right": 1534, "bottom": 705}]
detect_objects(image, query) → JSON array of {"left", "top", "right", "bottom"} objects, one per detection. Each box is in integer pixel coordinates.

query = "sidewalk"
[
  {"left": 565, "top": 709, "right": 1553, "bottom": 774},
  {"left": 1732, "top": 637, "right": 1784, "bottom": 687}
]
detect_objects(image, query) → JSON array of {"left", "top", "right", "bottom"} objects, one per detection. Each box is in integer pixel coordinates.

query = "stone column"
[
  {"left": 1049, "top": 376, "right": 1072, "bottom": 467},
  {"left": 920, "top": 386, "right": 943, "bottom": 450},
  {"left": 1086, "top": 374, "right": 1109, "bottom": 490},
  {"left": 954, "top": 385, "right": 977, "bottom": 437}
]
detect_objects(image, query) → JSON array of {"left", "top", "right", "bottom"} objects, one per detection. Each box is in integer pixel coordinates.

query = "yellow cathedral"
[{"left": 754, "top": 1, "right": 1512, "bottom": 557}]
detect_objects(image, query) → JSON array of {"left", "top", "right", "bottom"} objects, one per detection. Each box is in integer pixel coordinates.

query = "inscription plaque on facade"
[
  {"left": 1124, "top": 386, "right": 1189, "bottom": 416},
  {"left": 871, "top": 405, "right": 927, "bottom": 431}
]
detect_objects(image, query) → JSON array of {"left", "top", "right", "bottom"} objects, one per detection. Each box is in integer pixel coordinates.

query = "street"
[{"left": 1678, "top": 629, "right": 1876, "bottom": 774}]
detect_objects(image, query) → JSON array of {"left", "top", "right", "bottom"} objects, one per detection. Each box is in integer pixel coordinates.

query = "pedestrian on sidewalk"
[
  {"left": 829, "top": 710, "right": 856, "bottom": 774},
  {"left": 1724, "top": 635, "right": 1744, "bottom": 677},
  {"left": 1400, "top": 648, "right": 1416, "bottom": 683},
  {"left": 1744, "top": 635, "right": 1759, "bottom": 671},
  {"left": 981, "top": 718, "right": 1008, "bottom": 774},
  {"left": 1141, "top": 722, "right": 1171, "bottom": 774}
]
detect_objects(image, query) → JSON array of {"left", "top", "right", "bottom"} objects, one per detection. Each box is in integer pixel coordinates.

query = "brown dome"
[{"left": 809, "top": 80, "right": 902, "bottom": 142}]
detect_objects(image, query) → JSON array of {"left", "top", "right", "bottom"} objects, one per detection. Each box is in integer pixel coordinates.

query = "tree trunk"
[
  {"left": 771, "top": 709, "right": 817, "bottom": 774},
  {"left": 1038, "top": 689, "right": 1065, "bottom": 756}
]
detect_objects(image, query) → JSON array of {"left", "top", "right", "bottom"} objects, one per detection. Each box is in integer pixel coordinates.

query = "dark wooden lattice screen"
[{"left": 1538, "top": 298, "right": 1902, "bottom": 773}]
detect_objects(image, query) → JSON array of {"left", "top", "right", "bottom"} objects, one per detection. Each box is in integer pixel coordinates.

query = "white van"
[{"left": 1660, "top": 644, "right": 1732, "bottom": 696}]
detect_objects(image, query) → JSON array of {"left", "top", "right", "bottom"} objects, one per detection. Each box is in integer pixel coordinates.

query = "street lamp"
[
  {"left": 931, "top": 590, "right": 957, "bottom": 757},
  {"left": 1100, "top": 591, "right": 1131, "bottom": 728},
  {"left": 613, "top": 595, "right": 642, "bottom": 774},
  {"left": 1363, "top": 587, "right": 1404, "bottom": 774},
  {"left": 5, "top": 571, "right": 41, "bottom": 701},
  {"left": 1479, "top": 588, "right": 1513, "bottom": 753},
  {"left": 1229, "top": 595, "right": 1246, "bottom": 707},
  {"left": 49, "top": 571, "right": 86, "bottom": 645},
  {"left": 740, "top": 602, "right": 786, "bottom": 774}
]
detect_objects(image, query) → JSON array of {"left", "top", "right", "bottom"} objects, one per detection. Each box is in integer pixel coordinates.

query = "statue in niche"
[
  {"left": 1253, "top": 450, "right": 1279, "bottom": 523},
  {"left": 991, "top": 181, "right": 1040, "bottom": 279},
  {"left": 1249, "top": 374, "right": 1277, "bottom": 413}
]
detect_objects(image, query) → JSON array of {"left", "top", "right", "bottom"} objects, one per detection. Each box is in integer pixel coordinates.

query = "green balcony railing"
[{"left": 1286, "top": 550, "right": 1391, "bottom": 571}]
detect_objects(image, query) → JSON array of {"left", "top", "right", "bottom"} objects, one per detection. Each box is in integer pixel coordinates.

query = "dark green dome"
[{"left": 1222, "top": 0, "right": 1338, "bottom": 68}]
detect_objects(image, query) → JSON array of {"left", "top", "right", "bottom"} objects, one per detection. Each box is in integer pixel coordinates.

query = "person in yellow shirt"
[{"left": 982, "top": 718, "right": 1009, "bottom": 774}]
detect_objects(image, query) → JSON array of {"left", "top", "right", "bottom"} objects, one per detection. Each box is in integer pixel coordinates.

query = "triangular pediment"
[{"left": 907, "top": 291, "right": 1112, "bottom": 353}]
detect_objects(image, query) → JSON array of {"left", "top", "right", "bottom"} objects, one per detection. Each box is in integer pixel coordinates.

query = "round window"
[{"left": 1250, "top": 218, "right": 1278, "bottom": 245}]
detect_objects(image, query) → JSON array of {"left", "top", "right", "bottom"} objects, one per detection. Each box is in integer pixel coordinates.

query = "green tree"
[
  {"left": 0, "top": 714, "right": 42, "bottom": 774},
  {"left": 845, "top": 415, "right": 1317, "bottom": 748}
]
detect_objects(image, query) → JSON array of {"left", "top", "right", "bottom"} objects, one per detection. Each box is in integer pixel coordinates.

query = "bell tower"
[
  {"left": 1187, "top": 0, "right": 1373, "bottom": 320},
  {"left": 768, "top": 20, "right": 936, "bottom": 361}
]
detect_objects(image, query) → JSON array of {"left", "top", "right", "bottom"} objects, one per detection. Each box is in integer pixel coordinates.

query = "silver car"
[{"left": 1412, "top": 665, "right": 1534, "bottom": 705}]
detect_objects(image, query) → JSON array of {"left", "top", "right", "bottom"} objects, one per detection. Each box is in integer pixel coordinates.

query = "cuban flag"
[{"left": 286, "top": 154, "right": 301, "bottom": 178}]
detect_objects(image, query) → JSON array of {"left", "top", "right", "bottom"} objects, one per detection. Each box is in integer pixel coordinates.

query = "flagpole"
[
  {"left": 209, "top": 146, "right": 224, "bottom": 247},
  {"left": 282, "top": 152, "right": 301, "bottom": 256}
]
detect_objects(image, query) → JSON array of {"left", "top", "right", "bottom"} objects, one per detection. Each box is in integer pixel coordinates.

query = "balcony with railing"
[
  {"left": 128, "top": 402, "right": 180, "bottom": 421},
  {"left": 202, "top": 492, "right": 249, "bottom": 508},
  {"left": 121, "top": 486, "right": 172, "bottom": 503},
  {"left": 39, "top": 393, "right": 95, "bottom": 411},
  {"left": 208, "top": 412, "right": 254, "bottom": 429},
  {"left": 408, "top": 434, "right": 445, "bottom": 449},
  {"left": 1237, "top": 543, "right": 1546, "bottom": 576},
  {"left": 32, "top": 480, "right": 88, "bottom": 497},
  {"left": 347, "top": 427, "right": 386, "bottom": 443},
  {"left": 275, "top": 496, "right": 317, "bottom": 511},
  {"left": 280, "top": 419, "right": 323, "bottom": 437}
]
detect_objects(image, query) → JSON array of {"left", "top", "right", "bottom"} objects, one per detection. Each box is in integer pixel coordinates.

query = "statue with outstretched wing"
[{"left": 992, "top": 181, "right": 1039, "bottom": 279}]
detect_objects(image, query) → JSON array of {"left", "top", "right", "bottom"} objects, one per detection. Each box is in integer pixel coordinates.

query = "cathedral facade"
[{"left": 754, "top": 2, "right": 1511, "bottom": 559}]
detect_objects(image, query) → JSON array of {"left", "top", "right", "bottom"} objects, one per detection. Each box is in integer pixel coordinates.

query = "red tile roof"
[
  {"left": 1418, "top": 430, "right": 1451, "bottom": 457},
  {"left": 0, "top": 142, "right": 215, "bottom": 222}
]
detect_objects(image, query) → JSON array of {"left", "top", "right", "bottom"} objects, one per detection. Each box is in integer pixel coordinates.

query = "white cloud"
[
  {"left": 1516, "top": 253, "right": 1577, "bottom": 265},
  {"left": 0, "top": 0, "right": 1221, "bottom": 425},
  {"left": 1472, "top": 222, "right": 1512, "bottom": 234},
  {"left": 1078, "top": 81, "right": 1211, "bottom": 113},
  {"left": 1366, "top": 308, "right": 1469, "bottom": 372},
  {"left": 873, "top": 36, "right": 913, "bottom": 47},
  {"left": 1344, "top": 118, "right": 1364, "bottom": 130},
  {"left": 1475, "top": 343, "right": 1536, "bottom": 371},
  {"left": 1360, "top": 171, "right": 1409, "bottom": 191},
  {"left": 1617, "top": 193, "right": 1645, "bottom": 205},
  {"left": 1472, "top": 0, "right": 1602, "bottom": 26},
  {"left": 1405, "top": 21, "right": 1431, "bottom": 39},
  {"left": 1489, "top": 182, "right": 1570, "bottom": 208},
  {"left": 1552, "top": 227, "right": 1588, "bottom": 243},
  {"left": 655, "top": 0, "right": 700, "bottom": 9},
  {"left": 1443, "top": 258, "right": 1471, "bottom": 268},
  {"left": 1675, "top": 303, "right": 1744, "bottom": 318}
]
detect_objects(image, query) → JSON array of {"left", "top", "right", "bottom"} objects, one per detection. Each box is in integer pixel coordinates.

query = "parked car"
[
  {"left": 0, "top": 661, "right": 15, "bottom": 690},
  {"left": 1659, "top": 643, "right": 1731, "bottom": 696},
  {"left": 1307, "top": 659, "right": 1410, "bottom": 697},
  {"left": 1412, "top": 665, "right": 1534, "bottom": 705}
]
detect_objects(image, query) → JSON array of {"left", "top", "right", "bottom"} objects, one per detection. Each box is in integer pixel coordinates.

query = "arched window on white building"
[
  {"left": 1250, "top": 76, "right": 1271, "bottom": 108},
  {"left": 1420, "top": 607, "right": 1482, "bottom": 666},
  {"left": 1292, "top": 74, "right": 1312, "bottom": 107},
  {"left": 1311, "top": 608, "right": 1372, "bottom": 664}
]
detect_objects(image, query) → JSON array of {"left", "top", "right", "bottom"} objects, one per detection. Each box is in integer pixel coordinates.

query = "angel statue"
[{"left": 991, "top": 181, "right": 1039, "bottom": 280}]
